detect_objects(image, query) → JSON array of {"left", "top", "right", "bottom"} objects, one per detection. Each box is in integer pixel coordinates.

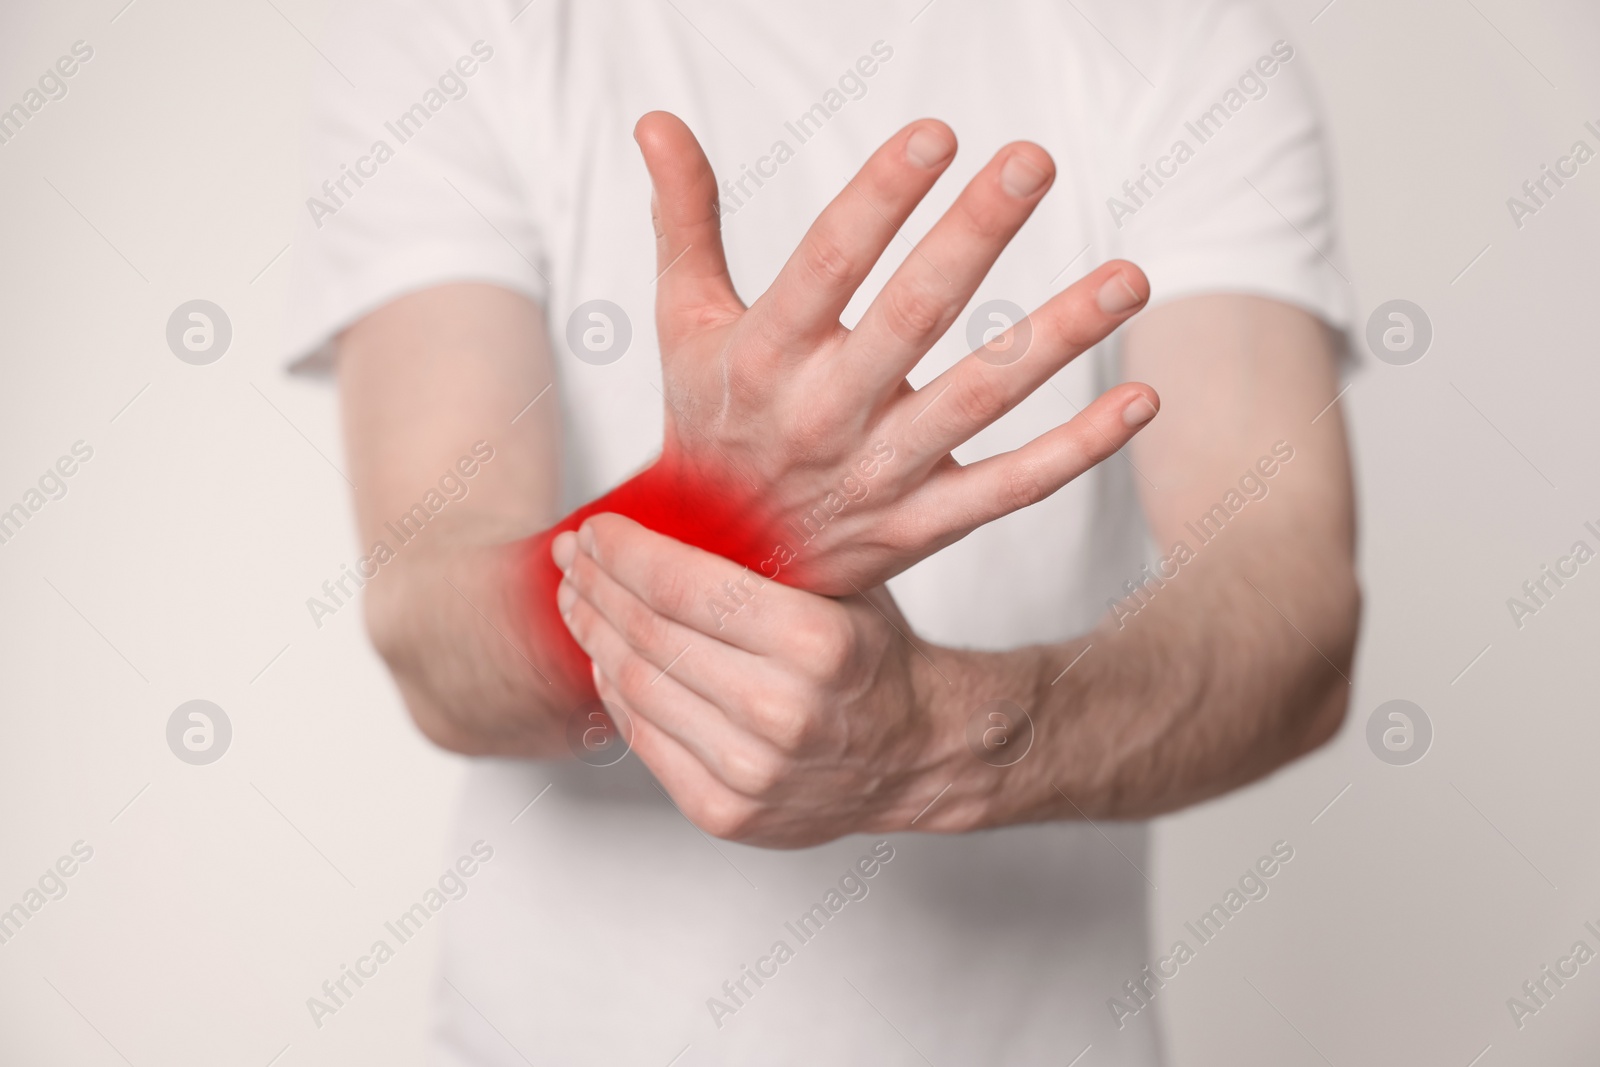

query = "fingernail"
[
  {"left": 557, "top": 579, "right": 577, "bottom": 617},
  {"left": 1122, "top": 397, "right": 1157, "bottom": 428},
  {"left": 906, "top": 127, "right": 955, "bottom": 168},
  {"left": 1000, "top": 153, "right": 1049, "bottom": 198},
  {"left": 1097, "top": 274, "right": 1144, "bottom": 315},
  {"left": 577, "top": 524, "right": 596, "bottom": 555},
  {"left": 551, "top": 531, "right": 577, "bottom": 571}
]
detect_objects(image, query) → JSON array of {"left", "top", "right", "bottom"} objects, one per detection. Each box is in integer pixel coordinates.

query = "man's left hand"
[{"left": 552, "top": 513, "right": 966, "bottom": 848}]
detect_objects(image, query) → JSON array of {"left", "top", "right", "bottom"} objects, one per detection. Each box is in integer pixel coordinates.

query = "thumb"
[{"left": 634, "top": 111, "right": 743, "bottom": 340}]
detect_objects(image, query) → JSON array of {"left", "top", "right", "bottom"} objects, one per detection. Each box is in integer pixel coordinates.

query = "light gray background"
[{"left": 2, "top": 1, "right": 1597, "bottom": 1064}]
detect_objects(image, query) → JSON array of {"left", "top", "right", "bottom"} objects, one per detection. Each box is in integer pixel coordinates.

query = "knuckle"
[
  {"left": 877, "top": 507, "right": 933, "bottom": 557},
  {"left": 745, "top": 688, "right": 812, "bottom": 752},
  {"left": 954, "top": 193, "right": 1012, "bottom": 240},
  {"left": 949, "top": 374, "right": 1010, "bottom": 428},
  {"left": 719, "top": 741, "right": 788, "bottom": 797},
  {"left": 793, "top": 613, "right": 854, "bottom": 679},
  {"left": 880, "top": 283, "right": 949, "bottom": 345},
  {"left": 1080, "top": 419, "right": 1120, "bottom": 463},
  {"left": 799, "top": 232, "right": 858, "bottom": 288},
  {"left": 642, "top": 564, "right": 695, "bottom": 623},
  {"left": 1003, "top": 459, "right": 1050, "bottom": 512},
  {"left": 613, "top": 653, "right": 657, "bottom": 699},
  {"left": 692, "top": 791, "right": 759, "bottom": 840},
  {"left": 1045, "top": 302, "right": 1106, "bottom": 353},
  {"left": 617, "top": 598, "right": 669, "bottom": 654}
]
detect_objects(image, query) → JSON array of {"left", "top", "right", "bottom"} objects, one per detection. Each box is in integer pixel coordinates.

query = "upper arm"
[
  {"left": 336, "top": 282, "right": 562, "bottom": 554},
  {"left": 1120, "top": 294, "right": 1355, "bottom": 565},
  {"left": 1110, "top": 7, "right": 1354, "bottom": 554}
]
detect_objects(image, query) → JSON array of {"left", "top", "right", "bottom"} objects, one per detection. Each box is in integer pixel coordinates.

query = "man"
[{"left": 286, "top": 0, "right": 1358, "bottom": 1062}]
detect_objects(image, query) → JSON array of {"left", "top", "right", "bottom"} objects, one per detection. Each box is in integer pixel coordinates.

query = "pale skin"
[{"left": 339, "top": 113, "right": 1359, "bottom": 847}]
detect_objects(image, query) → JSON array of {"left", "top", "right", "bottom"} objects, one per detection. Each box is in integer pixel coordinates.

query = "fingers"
[
  {"left": 557, "top": 529, "right": 768, "bottom": 714},
  {"left": 843, "top": 141, "right": 1056, "bottom": 397},
  {"left": 562, "top": 575, "right": 761, "bottom": 780},
  {"left": 557, "top": 516, "right": 867, "bottom": 768},
  {"left": 911, "top": 381, "right": 1159, "bottom": 533},
  {"left": 634, "top": 111, "right": 744, "bottom": 341},
  {"left": 555, "top": 513, "right": 821, "bottom": 659},
  {"left": 591, "top": 671, "right": 761, "bottom": 838},
  {"left": 560, "top": 541, "right": 802, "bottom": 810},
  {"left": 750, "top": 120, "right": 957, "bottom": 354},
  {"left": 895, "top": 261, "right": 1151, "bottom": 459}
]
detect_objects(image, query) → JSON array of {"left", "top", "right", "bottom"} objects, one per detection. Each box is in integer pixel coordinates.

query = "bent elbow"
[{"left": 1297, "top": 568, "right": 1363, "bottom": 755}]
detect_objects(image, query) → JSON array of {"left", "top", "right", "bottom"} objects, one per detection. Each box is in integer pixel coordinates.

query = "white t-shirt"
[{"left": 285, "top": 1, "right": 1346, "bottom": 1063}]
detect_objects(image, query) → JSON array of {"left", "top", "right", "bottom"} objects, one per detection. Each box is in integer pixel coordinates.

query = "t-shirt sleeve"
[
  {"left": 279, "top": 0, "right": 543, "bottom": 374},
  {"left": 1108, "top": 2, "right": 1349, "bottom": 332}
]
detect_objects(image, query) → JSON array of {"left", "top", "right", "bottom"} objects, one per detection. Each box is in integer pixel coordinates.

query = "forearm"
[
  {"left": 336, "top": 283, "right": 589, "bottom": 756},
  {"left": 944, "top": 292, "right": 1363, "bottom": 825},
  {"left": 371, "top": 451, "right": 786, "bottom": 756},
  {"left": 923, "top": 535, "right": 1360, "bottom": 828},
  {"left": 364, "top": 529, "right": 585, "bottom": 757}
]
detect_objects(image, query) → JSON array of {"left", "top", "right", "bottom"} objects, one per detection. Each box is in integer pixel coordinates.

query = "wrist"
[
  {"left": 901, "top": 642, "right": 997, "bottom": 833},
  {"left": 564, "top": 453, "right": 786, "bottom": 571},
  {"left": 906, "top": 641, "right": 1065, "bottom": 834},
  {"left": 518, "top": 454, "right": 775, "bottom": 692}
]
